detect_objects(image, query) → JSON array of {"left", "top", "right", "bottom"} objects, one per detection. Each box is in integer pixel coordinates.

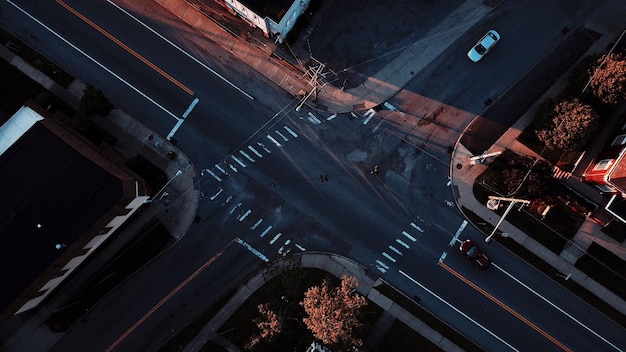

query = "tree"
[
  {"left": 501, "top": 155, "right": 552, "bottom": 200},
  {"left": 589, "top": 53, "right": 626, "bottom": 104},
  {"left": 245, "top": 304, "right": 283, "bottom": 350},
  {"left": 535, "top": 98, "right": 599, "bottom": 151},
  {"left": 300, "top": 275, "right": 367, "bottom": 349},
  {"left": 80, "top": 84, "right": 113, "bottom": 117}
]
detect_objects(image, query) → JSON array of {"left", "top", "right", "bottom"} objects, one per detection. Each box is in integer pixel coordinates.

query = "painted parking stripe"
[
  {"left": 284, "top": 125, "right": 298, "bottom": 138},
  {"left": 269, "top": 233, "right": 282, "bottom": 245},
  {"left": 402, "top": 231, "right": 417, "bottom": 242},
  {"left": 248, "top": 145, "right": 263, "bottom": 158},
  {"left": 396, "top": 239, "right": 410, "bottom": 249},
  {"left": 382, "top": 252, "right": 397, "bottom": 263},
  {"left": 240, "top": 150, "right": 255, "bottom": 162},
  {"left": 267, "top": 135, "right": 282, "bottom": 147},
  {"left": 295, "top": 244, "right": 306, "bottom": 251},
  {"left": 275, "top": 130, "right": 288, "bottom": 142}
]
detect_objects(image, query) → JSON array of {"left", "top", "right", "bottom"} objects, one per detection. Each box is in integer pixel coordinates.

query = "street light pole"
[{"left": 485, "top": 196, "right": 530, "bottom": 243}]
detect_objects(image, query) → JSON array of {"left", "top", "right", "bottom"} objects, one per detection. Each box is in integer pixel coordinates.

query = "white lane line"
[
  {"left": 284, "top": 125, "right": 298, "bottom": 138},
  {"left": 267, "top": 135, "right": 282, "bottom": 147},
  {"left": 269, "top": 233, "right": 282, "bottom": 245},
  {"left": 439, "top": 251, "right": 447, "bottom": 262},
  {"left": 450, "top": 220, "right": 468, "bottom": 246},
  {"left": 410, "top": 222, "right": 425, "bottom": 233},
  {"left": 402, "top": 231, "right": 417, "bottom": 242},
  {"left": 236, "top": 238, "right": 268, "bottom": 262},
  {"left": 6, "top": 0, "right": 181, "bottom": 121},
  {"left": 395, "top": 239, "right": 410, "bottom": 249},
  {"left": 493, "top": 263, "right": 623, "bottom": 351},
  {"left": 240, "top": 150, "right": 255, "bottom": 162},
  {"left": 251, "top": 218, "right": 263, "bottom": 230},
  {"left": 248, "top": 145, "right": 263, "bottom": 158},
  {"left": 382, "top": 252, "right": 397, "bottom": 263},
  {"left": 275, "top": 130, "right": 288, "bottom": 142},
  {"left": 231, "top": 155, "right": 246, "bottom": 167},
  {"left": 107, "top": 0, "right": 254, "bottom": 100},
  {"left": 295, "top": 244, "right": 306, "bottom": 251},
  {"left": 260, "top": 225, "right": 272, "bottom": 238},
  {"left": 399, "top": 270, "right": 519, "bottom": 351},
  {"left": 215, "top": 164, "right": 228, "bottom": 175},
  {"left": 238, "top": 209, "right": 251, "bottom": 222}
]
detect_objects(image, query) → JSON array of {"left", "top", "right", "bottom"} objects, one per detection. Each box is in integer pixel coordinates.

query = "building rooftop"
[
  {"left": 0, "top": 106, "right": 123, "bottom": 315},
  {"left": 239, "top": 0, "right": 293, "bottom": 22}
]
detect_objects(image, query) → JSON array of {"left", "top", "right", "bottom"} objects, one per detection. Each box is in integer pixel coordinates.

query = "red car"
[{"left": 459, "top": 239, "right": 491, "bottom": 269}]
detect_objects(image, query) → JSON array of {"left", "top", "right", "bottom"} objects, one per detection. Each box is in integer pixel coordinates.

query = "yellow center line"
[
  {"left": 105, "top": 237, "right": 238, "bottom": 352},
  {"left": 438, "top": 261, "right": 572, "bottom": 352},
  {"left": 56, "top": 0, "right": 194, "bottom": 96}
]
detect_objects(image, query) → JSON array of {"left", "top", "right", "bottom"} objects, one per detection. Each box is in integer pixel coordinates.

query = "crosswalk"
[
  {"left": 374, "top": 221, "right": 425, "bottom": 273},
  {"left": 200, "top": 124, "right": 299, "bottom": 182},
  {"left": 228, "top": 203, "right": 307, "bottom": 261}
]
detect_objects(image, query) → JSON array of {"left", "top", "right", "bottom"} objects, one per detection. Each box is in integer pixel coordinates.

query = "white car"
[{"left": 467, "top": 30, "right": 500, "bottom": 62}]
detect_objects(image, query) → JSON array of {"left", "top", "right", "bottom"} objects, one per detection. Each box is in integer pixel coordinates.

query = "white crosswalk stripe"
[
  {"left": 267, "top": 135, "right": 282, "bottom": 147},
  {"left": 231, "top": 155, "right": 246, "bottom": 167},
  {"left": 248, "top": 145, "right": 263, "bottom": 158},
  {"left": 240, "top": 150, "right": 255, "bottom": 162},
  {"left": 284, "top": 125, "right": 298, "bottom": 138},
  {"left": 382, "top": 252, "right": 397, "bottom": 263},
  {"left": 275, "top": 130, "right": 288, "bottom": 142}
]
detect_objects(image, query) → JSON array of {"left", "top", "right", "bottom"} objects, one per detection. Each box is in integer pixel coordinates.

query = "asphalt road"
[{"left": 1, "top": 0, "right": 626, "bottom": 351}]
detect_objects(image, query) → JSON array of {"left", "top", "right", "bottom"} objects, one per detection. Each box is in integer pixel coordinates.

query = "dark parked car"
[{"left": 459, "top": 239, "right": 491, "bottom": 269}]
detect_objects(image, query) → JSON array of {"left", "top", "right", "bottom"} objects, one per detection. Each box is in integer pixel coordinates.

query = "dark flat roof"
[
  {"left": 0, "top": 119, "right": 122, "bottom": 312},
  {"left": 239, "top": 0, "right": 293, "bottom": 22}
]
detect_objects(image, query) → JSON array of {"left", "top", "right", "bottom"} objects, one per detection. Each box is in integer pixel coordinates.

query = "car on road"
[
  {"left": 459, "top": 239, "right": 491, "bottom": 269},
  {"left": 467, "top": 30, "right": 500, "bottom": 62}
]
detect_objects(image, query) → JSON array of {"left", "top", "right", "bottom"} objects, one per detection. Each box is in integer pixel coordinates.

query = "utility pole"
[{"left": 485, "top": 196, "right": 530, "bottom": 243}]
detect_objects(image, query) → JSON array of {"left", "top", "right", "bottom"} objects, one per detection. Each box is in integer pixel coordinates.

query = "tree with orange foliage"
[
  {"left": 589, "top": 53, "right": 626, "bottom": 104},
  {"left": 245, "top": 303, "right": 283, "bottom": 350},
  {"left": 300, "top": 275, "right": 367, "bottom": 349}
]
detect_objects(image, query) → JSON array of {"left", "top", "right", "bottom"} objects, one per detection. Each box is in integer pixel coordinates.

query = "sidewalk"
[
  {"left": 450, "top": 33, "right": 626, "bottom": 315},
  {"left": 182, "top": 252, "right": 465, "bottom": 352},
  {"left": 156, "top": 0, "right": 493, "bottom": 113}
]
